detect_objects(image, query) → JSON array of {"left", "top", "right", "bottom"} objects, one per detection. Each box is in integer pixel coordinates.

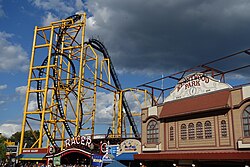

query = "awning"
[
  {"left": 105, "top": 160, "right": 126, "bottom": 167},
  {"left": 115, "top": 152, "right": 138, "bottom": 161},
  {"left": 134, "top": 150, "right": 250, "bottom": 160},
  {"left": 159, "top": 89, "right": 230, "bottom": 119},
  {"left": 18, "top": 153, "right": 47, "bottom": 160}
]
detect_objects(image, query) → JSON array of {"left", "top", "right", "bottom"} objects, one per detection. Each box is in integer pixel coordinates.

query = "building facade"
[{"left": 135, "top": 73, "right": 250, "bottom": 167}]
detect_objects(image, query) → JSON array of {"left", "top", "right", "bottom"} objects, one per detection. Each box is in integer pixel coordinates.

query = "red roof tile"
[{"left": 159, "top": 89, "right": 230, "bottom": 119}]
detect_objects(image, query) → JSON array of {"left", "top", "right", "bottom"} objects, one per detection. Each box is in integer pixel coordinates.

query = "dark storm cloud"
[{"left": 86, "top": 0, "right": 250, "bottom": 75}]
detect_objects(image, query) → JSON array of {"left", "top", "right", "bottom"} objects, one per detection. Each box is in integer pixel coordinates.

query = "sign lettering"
[
  {"left": 177, "top": 73, "right": 209, "bottom": 92},
  {"left": 164, "top": 73, "right": 232, "bottom": 102},
  {"left": 65, "top": 136, "right": 92, "bottom": 148}
]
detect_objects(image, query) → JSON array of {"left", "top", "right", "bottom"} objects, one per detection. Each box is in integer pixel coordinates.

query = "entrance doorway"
[{"left": 60, "top": 149, "right": 91, "bottom": 166}]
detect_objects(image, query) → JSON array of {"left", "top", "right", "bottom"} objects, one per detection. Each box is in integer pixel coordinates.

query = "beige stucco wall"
[
  {"left": 230, "top": 88, "right": 242, "bottom": 106},
  {"left": 165, "top": 114, "right": 234, "bottom": 151},
  {"left": 141, "top": 107, "right": 163, "bottom": 151},
  {"left": 141, "top": 108, "right": 147, "bottom": 145}
]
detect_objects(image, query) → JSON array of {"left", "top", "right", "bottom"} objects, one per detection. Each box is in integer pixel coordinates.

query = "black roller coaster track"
[
  {"left": 87, "top": 39, "right": 140, "bottom": 138},
  {"left": 36, "top": 14, "right": 82, "bottom": 147}
]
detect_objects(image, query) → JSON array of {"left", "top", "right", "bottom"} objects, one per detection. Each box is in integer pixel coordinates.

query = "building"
[{"left": 135, "top": 72, "right": 250, "bottom": 167}]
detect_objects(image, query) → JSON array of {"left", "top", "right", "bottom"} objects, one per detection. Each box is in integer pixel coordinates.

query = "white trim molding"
[{"left": 237, "top": 140, "right": 250, "bottom": 149}]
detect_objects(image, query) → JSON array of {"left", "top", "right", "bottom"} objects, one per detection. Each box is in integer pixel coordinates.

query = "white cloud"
[
  {"left": 30, "top": 0, "right": 88, "bottom": 29},
  {"left": 0, "top": 84, "right": 8, "bottom": 106},
  {"left": 15, "top": 85, "right": 27, "bottom": 96},
  {"left": 94, "top": 90, "right": 150, "bottom": 124},
  {"left": 86, "top": 16, "right": 97, "bottom": 29},
  {"left": 27, "top": 100, "right": 38, "bottom": 111},
  {"left": 229, "top": 74, "right": 247, "bottom": 80},
  {"left": 75, "top": 0, "right": 85, "bottom": 11},
  {"left": 226, "top": 73, "right": 250, "bottom": 82},
  {"left": 30, "top": 0, "right": 75, "bottom": 16},
  {"left": 42, "top": 12, "right": 59, "bottom": 26},
  {"left": 0, "top": 84, "right": 7, "bottom": 90},
  {"left": 0, "top": 123, "right": 21, "bottom": 137},
  {"left": 0, "top": 32, "right": 29, "bottom": 72},
  {"left": 95, "top": 91, "right": 114, "bottom": 121},
  {"left": 15, "top": 85, "right": 38, "bottom": 111}
]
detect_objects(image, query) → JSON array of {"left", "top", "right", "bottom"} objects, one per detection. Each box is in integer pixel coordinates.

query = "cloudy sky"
[{"left": 1, "top": 0, "right": 250, "bottom": 137}]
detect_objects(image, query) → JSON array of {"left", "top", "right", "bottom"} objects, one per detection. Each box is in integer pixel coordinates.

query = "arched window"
[
  {"left": 205, "top": 121, "right": 212, "bottom": 139},
  {"left": 181, "top": 124, "right": 187, "bottom": 140},
  {"left": 221, "top": 120, "right": 227, "bottom": 137},
  {"left": 188, "top": 123, "right": 195, "bottom": 140},
  {"left": 170, "top": 126, "right": 174, "bottom": 141},
  {"left": 243, "top": 106, "right": 250, "bottom": 137},
  {"left": 196, "top": 122, "right": 203, "bottom": 139},
  {"left": 147, "top": 120, "right": 158, "bottom": 143}
]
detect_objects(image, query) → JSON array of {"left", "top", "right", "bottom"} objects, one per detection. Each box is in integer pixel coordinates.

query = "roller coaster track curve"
[
  {"left": 36, "top": 14, "right": 82, "bottom": 147},
  {"left": 87, "top": 39, "right": 140, "bottom": 138}
]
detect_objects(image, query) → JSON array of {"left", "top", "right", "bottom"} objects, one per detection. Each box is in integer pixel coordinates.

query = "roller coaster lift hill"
[{"left": 19, "top": 13, "right": 152, "bottom": 156}]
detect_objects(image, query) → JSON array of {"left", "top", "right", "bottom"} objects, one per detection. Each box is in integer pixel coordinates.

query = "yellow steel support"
[
  {"left": 19, "top": 14, "right": 89, "bottom": 152},
  {"left": 117, "top": 91, "right": 123, "bottom": 137},
  {"left": 100, "top": 58, "right": 111, "bottom": 86},
  {"left": 38, "top": 24, "right": 54, "bottom": 148},
  {"left": 92, "top": 52, "right": 98, "bottom": 136},
  {"left": 75, "top": 13, "right": 86, "bottom": 137},
  {"left": 19, "top": 26, "right": 38, "bottom": 155},
  {"left": 112, "top": 92, "right": 117, "bottom": 138}
]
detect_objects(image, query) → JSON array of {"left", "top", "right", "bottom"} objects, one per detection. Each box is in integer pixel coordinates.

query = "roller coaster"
[{"left": 19, "top": 13, "right": 155, "bottom": 154}]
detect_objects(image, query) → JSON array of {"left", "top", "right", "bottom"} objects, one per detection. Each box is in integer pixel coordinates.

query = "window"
[
  {"left": 205, "top": 121, "right": 212, "bottom": 139},
  {"left": 181, "top": 124, "right": 187, "bottom": 140},
  {"left": 147, "top": 120, "right": 158, "bottom": 143},
  {"left": 221, "top": 120, "right": 227, "bottom": 137},
  {"left": 196, "top": 122, "right": 203, "bottom": 139},
  {"left": 188, "top": 123, "right": 195, "bottom": 140},
  {"left": 170, "top": 126, "right": 174, "bottom": 141},
  {"left": 243, "top": 106, "right": 250, "bottom": 137}
]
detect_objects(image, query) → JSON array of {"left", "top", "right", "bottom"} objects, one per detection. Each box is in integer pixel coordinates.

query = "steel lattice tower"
[
  {"left": 19, "top": 13, "right": 155, "bottom": 155},
  {"left": 19, "top": 14, "right": 91, "bottom": 152}
]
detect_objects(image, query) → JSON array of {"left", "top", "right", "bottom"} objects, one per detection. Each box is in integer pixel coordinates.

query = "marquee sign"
[
  {"left": 22, "top": 148, "right": 48, "bottom": 154},
  {"left": 46, "top": 135, "right": 109, "bottom": 156},
  {"left": 120, "top": 139, "right": 141, "bottom": 153},
  {"left": 164, "top": 73, "right": 232, "bottom": 102},
  {"left": 65, "top": 136, "right": 92, "bottom": 148}
]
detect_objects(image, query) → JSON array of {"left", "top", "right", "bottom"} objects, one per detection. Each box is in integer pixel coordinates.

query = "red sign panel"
[{"left": 22, "top": 148, "right": 48, "bottom": 154}]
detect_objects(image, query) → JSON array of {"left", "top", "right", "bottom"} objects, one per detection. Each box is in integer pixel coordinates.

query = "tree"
[
  {"left": 9, "top": 130, "right": 40, "bottom": 148},
  {"left": 0, "top": 135, "right": 7, "bottom": 164}
]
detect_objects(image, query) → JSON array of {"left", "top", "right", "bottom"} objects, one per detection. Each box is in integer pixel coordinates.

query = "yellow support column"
[
  {"left": 19, "top": 26, "right": 38, "bottom": 155},
  {"left": 75, "top": 13, "right": 86, "bottom": 136},
  {"left": 117, "top": 91, "right": 123, "bottom": 137},
  {"left": 38, "top": 25, "right": 54, "bottom": 148},
  {"left": 112, "top": 92, "right": 117, "bottom": 138},
  {"left": 92, "top": 51, "right": 98, "bottom": 136}
]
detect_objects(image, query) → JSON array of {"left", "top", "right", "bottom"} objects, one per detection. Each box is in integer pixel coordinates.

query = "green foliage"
[
  {"left": 0, "top": 135, "right": 7, "bottom": 161},
  {"left": 9, "top": 130, "right": 40, "bottom": 148},
  {"left": 9, "top": 131, "right": 21, "bottom": 145}
]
